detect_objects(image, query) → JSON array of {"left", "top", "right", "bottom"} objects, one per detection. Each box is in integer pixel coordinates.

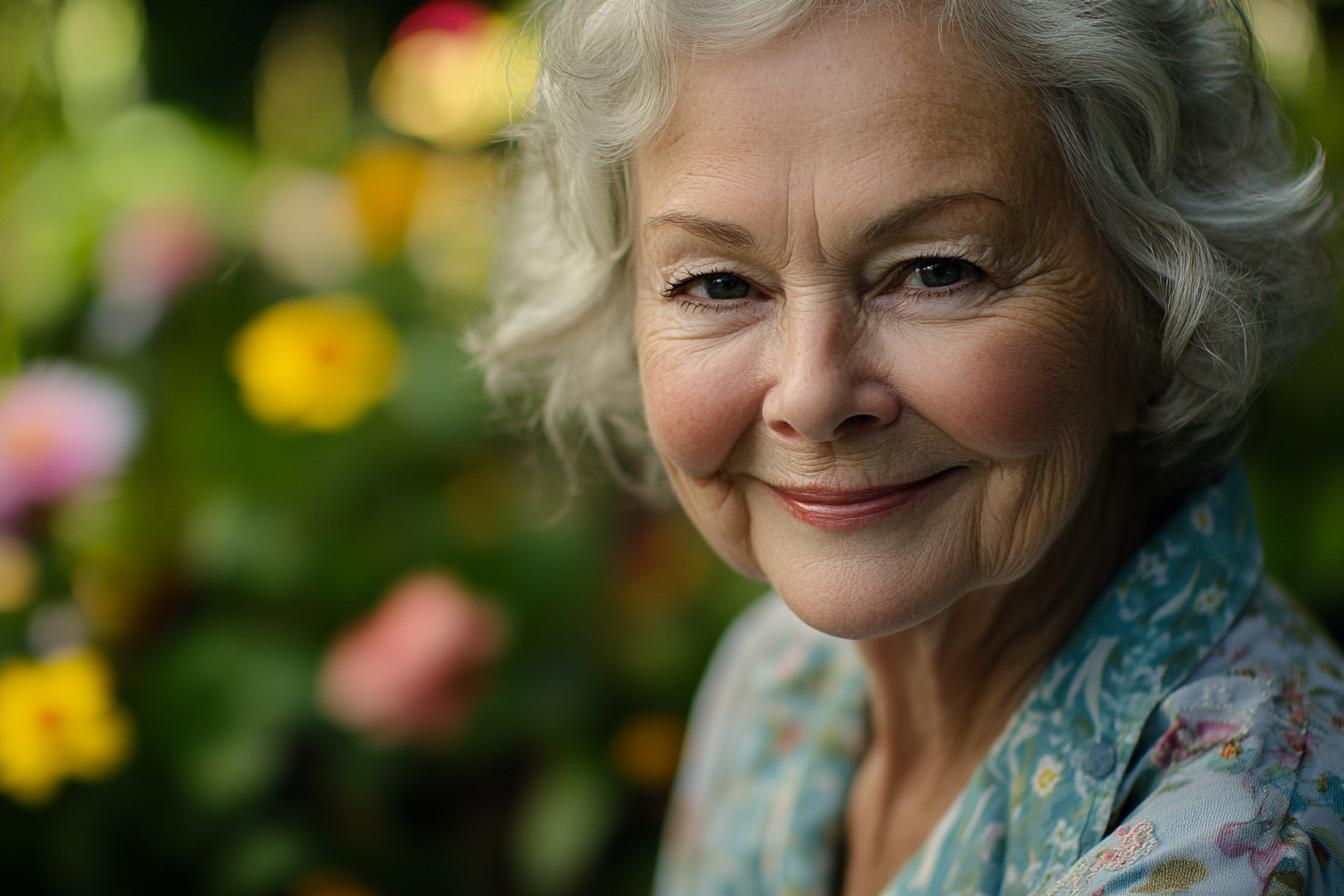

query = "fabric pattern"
[{"left": 654, "top": 466, "right": 1344, "bottom": 896}]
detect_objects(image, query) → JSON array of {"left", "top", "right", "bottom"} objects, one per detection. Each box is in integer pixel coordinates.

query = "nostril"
[
  {"left": 763, "top": 378, "right": 899, "bottom": 442},
  {"left": 837, "top": 413, "right": 883, "bottom": 434}
]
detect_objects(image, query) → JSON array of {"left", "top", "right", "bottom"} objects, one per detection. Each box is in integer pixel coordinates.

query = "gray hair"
[{"left": 472, "top": 0, "right": 1334, "bottom": 496}]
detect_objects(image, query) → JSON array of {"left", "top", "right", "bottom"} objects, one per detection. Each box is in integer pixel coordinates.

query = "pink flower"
[
  {"left": 1091, "top": 819, "right": 1157, "bottom": 871},
  {"left": 89, "top": 203, "right": 218, "bottom": 353},
  {"left": 1216, "top": 787, "right": 1292, "bottom": 881},
  {"left": 0, "top": 364, "right": 141, "bottom": 523},
  {"left": 1152, "top": 717, "right": 1244, "bottom": 768},
  {"left": 1216, "top": 818, "right": 1289, "bottom": 880},
  {"left": 318, "top": 571, "right": 505, "bottom": 745}
]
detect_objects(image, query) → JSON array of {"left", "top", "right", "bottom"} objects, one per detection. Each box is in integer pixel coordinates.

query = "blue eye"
[{"left": 693, "top": 274, "right": 752, "bottom": 299}]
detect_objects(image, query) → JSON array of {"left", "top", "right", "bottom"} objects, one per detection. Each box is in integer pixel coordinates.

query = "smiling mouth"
[{"left": 764, "top": 468, "right": 960, "bottom": 529}]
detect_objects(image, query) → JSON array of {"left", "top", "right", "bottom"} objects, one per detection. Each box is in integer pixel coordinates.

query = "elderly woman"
[{"left": 476, "top": 0, "right": 1341, "bottom": 893}]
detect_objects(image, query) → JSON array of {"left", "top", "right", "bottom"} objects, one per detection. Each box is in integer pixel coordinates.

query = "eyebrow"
[
  {"left": 855, "top": 192, "right": 1009, "bottom": 249},
  {"left": 642, "top": 192, "right": 1009, "bottom": 254},
  {"left": 642, "top": 211, "right": 755, "bottom": 249}
]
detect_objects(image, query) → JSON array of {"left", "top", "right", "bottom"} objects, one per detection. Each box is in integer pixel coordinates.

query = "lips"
[{"left": 764, "top": 468, "right": 957, "bottom": 529}]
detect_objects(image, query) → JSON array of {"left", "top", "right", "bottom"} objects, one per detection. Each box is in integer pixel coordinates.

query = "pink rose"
[{"left": 318, "top": 571, "right": 505, "bottom": 745}]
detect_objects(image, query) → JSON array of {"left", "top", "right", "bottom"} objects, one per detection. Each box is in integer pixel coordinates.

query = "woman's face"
[{"left": 633, "top": 10, "right": 1138, "bottom": 640}]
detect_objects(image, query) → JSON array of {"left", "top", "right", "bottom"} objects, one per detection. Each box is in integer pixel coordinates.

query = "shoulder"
[
  {"left": 670, "top": 593, "right": 857, "bottom": 789},
  {"left": 1047, "top": 580, "right": 1344, "bottom": 896},
  {"left": 655, "top": 594, "right": 864, "bottom": 896}
]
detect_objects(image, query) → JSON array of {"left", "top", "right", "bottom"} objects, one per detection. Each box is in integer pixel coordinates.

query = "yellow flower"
[
  {"left": 343, "top": 143, "right": 428, "bottom": 261},
  {"left": 371, "top": 12, "right": 537, "bottom": 148},
  {"left": 230, "top": 295, "right": 399, "bottom": 431},
  {"left": 1032, "top": 754, "right": 1064, "bottom": 798},
  {"left": 0, "top": 650, "right": 132, "bottom": 806}
]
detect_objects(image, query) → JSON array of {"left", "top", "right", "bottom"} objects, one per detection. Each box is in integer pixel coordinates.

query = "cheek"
[
  {"left": 899, "top": 319, "right": 1103, "bottom": 460},
  {"left": 637, "top": 330, "right": 763, "bottom": 477}
]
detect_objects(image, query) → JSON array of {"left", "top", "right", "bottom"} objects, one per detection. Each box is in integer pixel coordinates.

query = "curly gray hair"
[{"left": 472, "top": 0, "right": 1334, "bottom": 496}]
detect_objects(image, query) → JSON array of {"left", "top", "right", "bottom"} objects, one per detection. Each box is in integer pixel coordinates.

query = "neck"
[{"left": 842, "top": 445, "right": 1154, "bottom": 894}]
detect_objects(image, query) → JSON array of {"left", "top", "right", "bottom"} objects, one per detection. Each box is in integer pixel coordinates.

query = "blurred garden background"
[{"left": 0, "top": 0, "right": 1339, "bottom": 893}]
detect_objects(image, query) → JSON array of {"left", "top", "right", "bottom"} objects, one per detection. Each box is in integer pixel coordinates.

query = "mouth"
[{"left": 764, "top": 467, "right": 960, "bottom": 529}]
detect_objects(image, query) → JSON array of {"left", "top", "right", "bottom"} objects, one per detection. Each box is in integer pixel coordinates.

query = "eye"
[
  {"left": 685, "top": 273, "right": 754, "bottom": 300},
  {"left": 902, "top": 259, "right": 977, "bottom": 290}
]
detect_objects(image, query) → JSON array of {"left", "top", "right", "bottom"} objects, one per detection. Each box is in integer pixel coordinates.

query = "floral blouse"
[{"left": 655, "top": 466, "right": 1344, "bottom": 896}]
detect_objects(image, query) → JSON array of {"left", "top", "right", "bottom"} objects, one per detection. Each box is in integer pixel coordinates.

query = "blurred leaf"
[
  {"left": 385, "top": 328, "right": 489, "bottom": 447},
  {"left": 143, "top": 622, "right": 315, "bottom": 811},
  {"left": 0, "top": 146, "right": 94, "bottom": 332},
  {"left": 1303, "top": 464, "right": 1344, "bottom": 596},
  {"left": 183, "top": 491, "right": 314, "bottom": 597},
  {"left": 512, "top": 753, "right": 620, "bottom": 896},
  {"left": 0, "top": 301, "right": 18, "bottom": 374},
  {"left": 84, "top": 105, "right": 251, "bottom": 224},
  {"left": 213, "top": 822, "right": 313, "bottom": 896}
]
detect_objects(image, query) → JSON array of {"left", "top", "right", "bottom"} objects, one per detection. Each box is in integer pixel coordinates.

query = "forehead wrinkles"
[{"left": 634, "top": 9, "right": 1066, "bottom": 267}]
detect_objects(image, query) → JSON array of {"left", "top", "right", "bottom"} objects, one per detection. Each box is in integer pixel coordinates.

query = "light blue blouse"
[{"left": 655, "top": 467, "right": 1344, "bottom": 895}]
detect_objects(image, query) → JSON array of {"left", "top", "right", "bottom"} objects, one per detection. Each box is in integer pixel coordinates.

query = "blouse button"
[{"left": 1083, "top": 741, "right": 1117, "bottom": 778}]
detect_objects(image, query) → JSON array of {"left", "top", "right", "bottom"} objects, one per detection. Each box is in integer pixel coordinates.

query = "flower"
[
  {"left": 229, "top": 295, "right": 399, "bottom": 431},
  {"left": 1135, "top": 550, "right": 1169, "bottom": 586},
  {"left": 318, "top": 571, "right": 505, "bottom": 744},
  {"left": 371, "top": 1, "right": 536, "bottom": 147},
  {"left": 1193, "top": 585, "right": 1226, "bottom": 614},
  {"left": 0, "top": 650, "right": 133, "bottom": 805},
  {"left": 1191, "top": 503, "right": 1214, "bottom": 536},
  {"left": 1092, "top": 819, "right": 1157, "bottom": 871},
  {"left": 255, "top": 170, "right": 367, "bottom": 290},
  {"left": 1216, "top": 817, "right": 1290, "bottom": 881},
  {"left": 343, "top": 143, "right": 428, "bottom": 261},
  {"left": 403, "top": 152, "right": 499, "bottom": 298},
  {"left": 610, "top": 713, "right": 685, "bottom": 789},
  {"left": 88, "top": 202, "right": 218, "bottom": 353},
  {"left": 1152, "top": 717, "right": 1244, "bottom": 768},
  {"left": 0, "top": 534, "right": 38, "bottom": 611},
  {"left": 0, "top": 363, "right": 141, "bottom": 522},
  {"left": 1032, "top": 754, "right": 1064, "bottom": 797}
]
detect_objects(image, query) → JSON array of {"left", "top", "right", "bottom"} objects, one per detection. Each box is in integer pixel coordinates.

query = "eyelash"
[
  {"left": 660, "top": 257, "right": 985, "bottom": 307},
  {"left": 886, "top": 257, "right": 984, "bottom": 295},
  {"left": 661, "top": 269, "right": 742, "bottom": 299}
]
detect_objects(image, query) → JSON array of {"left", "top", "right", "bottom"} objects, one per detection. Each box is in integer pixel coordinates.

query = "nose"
[{"left": 761, "top": 305, "right": 899, "bottom": 442}]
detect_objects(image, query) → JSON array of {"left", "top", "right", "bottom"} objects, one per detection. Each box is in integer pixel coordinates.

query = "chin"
[{"left": 767, "top": 556, "right": 971, "bottom": 642}]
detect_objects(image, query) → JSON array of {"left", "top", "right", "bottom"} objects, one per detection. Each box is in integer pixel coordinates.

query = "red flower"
[
  {"left": 392, "top": 1, "right": 489, "bottom": 44},
  {"left": 318, "top": 571, "right": 504, "bottom": 745}
]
